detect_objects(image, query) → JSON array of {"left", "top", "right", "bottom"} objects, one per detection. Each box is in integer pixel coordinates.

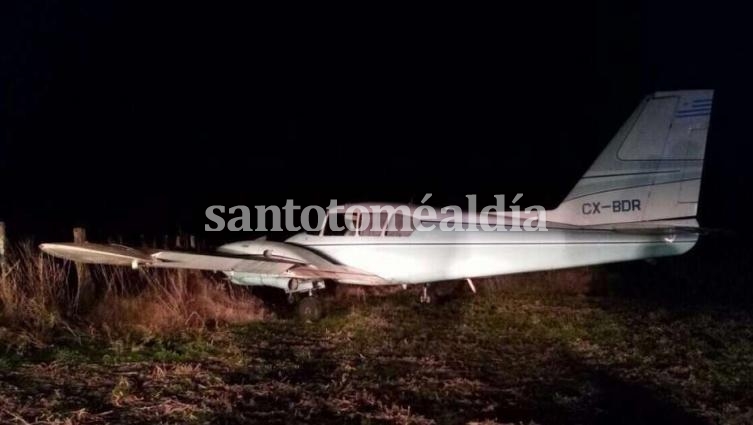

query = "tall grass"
[
  {"left": 0, "top": 242, "right": 71, "bottom": 340},
  {"left": 90, "top": 270, "right": 267, "bottom": 338},
  {"left": 0, "top": 242, "right": 267, "bottom": 347}
]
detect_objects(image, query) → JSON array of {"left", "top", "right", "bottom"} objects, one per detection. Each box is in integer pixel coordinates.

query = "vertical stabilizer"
[{"left": 547, "top": 90, "right": 712, "bottom": 226}]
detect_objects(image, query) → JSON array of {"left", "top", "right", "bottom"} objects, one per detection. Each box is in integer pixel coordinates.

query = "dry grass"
[
  {"left": 2, "top": 290, "right": 750, "bottom": 423},
  {"left": 1, "top": 243, "right": 752, "bottom": 423},
  {"left": 0, "top": 242, "right": 72, "bottom": 345},
  {"left": 90, "top": 271, "right": 267, "bottom": 338},
  {"left": 0, "top": 242, "right": 268, "bottom": 347}
]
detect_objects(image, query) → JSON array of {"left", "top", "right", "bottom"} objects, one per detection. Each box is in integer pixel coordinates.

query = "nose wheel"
[{"left": 297, "top": 296, "right": 323, "bottom": 321}]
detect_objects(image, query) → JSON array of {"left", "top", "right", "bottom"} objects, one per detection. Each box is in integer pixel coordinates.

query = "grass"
[
  {"left": 0, "top": 242, "right": 268, "bottom": 350},
  {"left": 0, "top": 243, "right": 752, "bottom": 423},
  {"left": 1, "top": 291, "right": 752, "bottom": 423}
]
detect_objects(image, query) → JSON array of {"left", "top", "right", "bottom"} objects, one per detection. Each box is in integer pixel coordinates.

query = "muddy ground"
[{"left": 1, "top": 290, "right": 752, "bottom": 424}]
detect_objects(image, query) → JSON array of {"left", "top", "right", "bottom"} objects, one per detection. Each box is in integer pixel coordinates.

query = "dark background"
[{"left": 1, "top": 2, "right": 750, "bottom": 248}]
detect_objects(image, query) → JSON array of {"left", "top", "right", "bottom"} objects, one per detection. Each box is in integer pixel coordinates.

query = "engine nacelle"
[
  {"left": 228, "top": 273, "right": 291, "bottom": 290},
  {"left": 226, "top": 272, "right": 323, "bottom": 293},
  {"left": 287, "top": 278, "right": 325, "bottom": 293}
]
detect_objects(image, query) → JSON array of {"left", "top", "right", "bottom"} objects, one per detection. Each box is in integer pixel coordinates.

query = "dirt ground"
[{"left": 1, "top": 290, "right": 752, "bottom": 424}]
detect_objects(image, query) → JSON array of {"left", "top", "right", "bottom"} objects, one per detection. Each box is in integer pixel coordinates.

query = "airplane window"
[
  {"left": 322, "top": 213, "right": 349, "bottom": 236},
  {"left": 344, "top": 212, "right": 359, "bottom": 236},
  {"left": 359, "top": 212, "right": 389, "bottom": 236},
  {"left": 385, "top": 213, "right": 416, "bottom": 236}
]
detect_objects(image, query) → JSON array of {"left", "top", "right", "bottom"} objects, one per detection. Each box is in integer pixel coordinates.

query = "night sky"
[{"left": 1, "top": 2, "right": 751, "bottom": 245}]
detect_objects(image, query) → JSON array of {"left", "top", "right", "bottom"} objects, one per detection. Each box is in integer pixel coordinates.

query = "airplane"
[{"left": 41, "top": 90, "right": 713, "bottom": 320}]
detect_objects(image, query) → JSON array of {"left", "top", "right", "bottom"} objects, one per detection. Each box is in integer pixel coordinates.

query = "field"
[{"left": 1, "top": 261, "right": 753, "bottom": 424}]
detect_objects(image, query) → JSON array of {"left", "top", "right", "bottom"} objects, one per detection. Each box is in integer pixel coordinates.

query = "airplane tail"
[{"left": 547, "top": 90, "right": 713, "bottom": 226}]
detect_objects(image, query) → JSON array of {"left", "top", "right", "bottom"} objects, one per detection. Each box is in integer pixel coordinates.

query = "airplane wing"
[{"left": 39, "top": 242, "right": 388, "bottom": 286}]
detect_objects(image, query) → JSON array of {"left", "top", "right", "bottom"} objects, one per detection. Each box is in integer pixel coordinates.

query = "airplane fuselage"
[{"left": 267, "top": 224, "right": 697, "bottom": 284}]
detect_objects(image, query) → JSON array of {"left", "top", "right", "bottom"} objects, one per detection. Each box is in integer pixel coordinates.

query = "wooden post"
[
  {"left": 0, "top": 222, "right": 6, "bottom": 280},
  {"left": 73, "top": 227, "right": 86, "bottom": 243},
  {"left": 73, "top": 227, "right": 93, "bottom": 311},
  {"left": 73, "top": 227, "right": 87, "bottom": 244}
]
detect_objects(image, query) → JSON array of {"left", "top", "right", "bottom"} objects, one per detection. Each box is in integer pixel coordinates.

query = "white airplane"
[{"left": 41, "top": 90, "right": 713, "bottom": 319}]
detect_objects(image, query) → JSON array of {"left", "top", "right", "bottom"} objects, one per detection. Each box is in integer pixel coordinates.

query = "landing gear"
[
  {"left": 420, "top": 285, "right": 433, "bottom": 304},
  {"left": 465, "top": 278, "right": 476, "bottom": 294},
  {"left": 419, "top": 281, "right": 464, "bottom": 304},
  {"left": 297, "top": 296, "right": 323, "bottom": 321}
]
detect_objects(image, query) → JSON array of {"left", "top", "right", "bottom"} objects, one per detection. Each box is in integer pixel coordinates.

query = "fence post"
[{"left": 73, "top": 227, "right": 94, "bottom": 311}]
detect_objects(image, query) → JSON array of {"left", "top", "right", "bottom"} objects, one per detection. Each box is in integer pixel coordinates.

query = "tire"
[{"left": 297, "top": 297, "right": 323, "bottom": 321}]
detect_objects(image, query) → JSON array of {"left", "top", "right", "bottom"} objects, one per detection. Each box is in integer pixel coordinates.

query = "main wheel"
[{"left": 297, "top": 297, "right": 323, "bottom": 321}]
